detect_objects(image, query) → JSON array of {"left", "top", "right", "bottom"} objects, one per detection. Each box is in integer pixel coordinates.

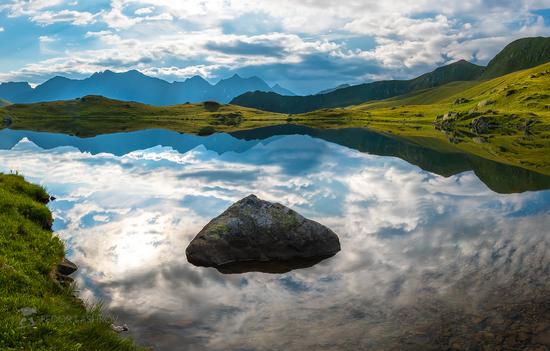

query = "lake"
[{"left": 1, "top": 126, "right": 549, "bottom": 350}]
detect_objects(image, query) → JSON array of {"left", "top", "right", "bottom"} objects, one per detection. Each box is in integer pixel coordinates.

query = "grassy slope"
[
  {"left": 0, "top": 96, "right": 288, "bottom": 137},
  {"left": 0, "top": 98, "right": 11, "bottom": 107},
  {"left": 1, "top": 62, "right": 549, "bottom": 174},
  {"left": 230, "top": 60, "right": 485, "bottom": 114},
  {"left": 0, "top": 173, "right": 142, "bottom": 351},
  {"left": 293, "top": 61, "right": 550, "bottom": 174},
  {"left": 354, "top": 81, "right": 479, "bottom": 109},
  {"left": 481, "top": 36, "right": 550, "bottom": 79}
]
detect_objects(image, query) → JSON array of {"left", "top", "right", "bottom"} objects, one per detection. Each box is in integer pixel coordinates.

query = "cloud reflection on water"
[{"left": 0, "top": 135, "right": 549, "bottom": 350}]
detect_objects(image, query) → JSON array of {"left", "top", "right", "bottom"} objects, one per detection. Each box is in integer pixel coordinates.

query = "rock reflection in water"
[
  {"left": 213, "top": 255, "right": 337, "bottom": 274},
  {"left": 0, "top": 130, "right": 548, "bottom": 350}
]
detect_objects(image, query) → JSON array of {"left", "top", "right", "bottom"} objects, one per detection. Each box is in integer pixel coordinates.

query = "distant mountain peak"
[
  {"left": 217, "top": 74, "right": 268, "bottom": 85},
  {"left": 317, "top": 83, "right": 351, "bottom": 95},
  {"left": 271, "top": 83, "right": 296, "bottom": 96},
  {"left": 49, "top": 75, "right": 72, "bottom": 81},
  {"left": 125, "top": 69, "right": 145, "bottom": 77},
  {"left": 435, "top": 59, "right": 482, "bottom": 71},
  {"left": 0, "top": 69, "right": 280, "bottom": 105},
  {"left": 186, "top": 75, "right": 207, "bottom": 81}
]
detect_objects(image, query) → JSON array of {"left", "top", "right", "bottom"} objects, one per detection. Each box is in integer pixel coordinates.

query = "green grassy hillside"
[
  {"left": 231, "top": 60, "right": 484, "bottom": 114},
  {"left": 481, "top": 37, "right": 550, "bottom": 79},
  {"left": 0, "top": 98, "right": 11, "bottom": 107},
  {"left": 0, "top": 96, "right": 287, "bottom": 137},
  {"left": 355, "top": 81, "right": 479, "bottom": 109},
  {"left": 306, "top": 61, "right": 550, "bottom": 174},
  {"left": 0, "top": 173, "right": 141, "bottom": 351}
]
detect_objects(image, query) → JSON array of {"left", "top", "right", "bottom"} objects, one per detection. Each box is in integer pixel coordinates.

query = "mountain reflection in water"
[
  {"left": 2, "top": 126, "right": 549, "bottom": 194},
  {"left": 0, "top": 127, "right": 549, "bottom": 350}
]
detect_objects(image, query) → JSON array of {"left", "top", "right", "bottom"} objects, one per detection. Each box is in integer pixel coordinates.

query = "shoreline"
[{"left": 0, "top": 173, "right": 142, "bottom": 351}]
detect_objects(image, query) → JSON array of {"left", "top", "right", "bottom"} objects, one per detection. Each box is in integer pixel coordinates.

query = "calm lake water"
[{"left": 1, "top": 126, "right": 549, "bottom": 350}]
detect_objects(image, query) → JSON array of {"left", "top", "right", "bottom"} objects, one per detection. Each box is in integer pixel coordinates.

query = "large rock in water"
[{"left": 186, "top": 195, "right": 340, "bottom": 273}]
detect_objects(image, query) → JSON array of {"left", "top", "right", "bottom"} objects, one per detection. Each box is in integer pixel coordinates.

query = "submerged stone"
[{"left": 186, "top": 195, "right": 340, "bottom": 273}]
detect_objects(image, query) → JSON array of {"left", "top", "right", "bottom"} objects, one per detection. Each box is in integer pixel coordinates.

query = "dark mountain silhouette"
[
  {"left": 271, "top": 84, "right": 296, "bottom": 96},
  {"left": 317, "top": 84, "right": 351, "bottom": 95},
  {"left": 231, "top": 37, "right": 550, "bottom": 114},
  {"left": 231, "top": 60, "right": 485, "bottom": 113},
  {"left": 0, "top": 70, "right": 294, "bottom": 105},
  {"left": 213, "top": 74, "right": 272, "bottom": 102}
]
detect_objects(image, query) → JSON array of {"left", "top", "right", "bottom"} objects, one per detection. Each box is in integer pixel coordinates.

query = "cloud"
[
  {"left": 0, "top": 27, "right": 4, "bottom": 32},
  {"left": 0, "top": 0, "right": 549, "bottom": 92},
  {"left": 0, "top": 31, "right": 343, "bottom": 86},
  {"left": 39, "top": 35, "right": 55, "bottom": 43},
  {"left": 84, "top": 30, "right": 113, "bottom": 38},
  {"left": 134, "top": 7, "right": 154, "bottom": 15},
  {"left": 38, "top": 35, "right": 58, "bottom": 54},
  {"left": 0, "top": 0, "right": 65, "bottom": 17},
  {"left": 101, "top": 0, "right": 173, "bottom": 29},
  {"left": 30, "top": 9, "right": 97, "bottom": 25},
  {"left": 205, "top": 40, "right": 286, "bottom": 58}
]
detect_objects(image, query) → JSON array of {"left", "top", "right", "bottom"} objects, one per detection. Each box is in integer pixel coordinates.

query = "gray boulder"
[
  {"left": 54, "top": 258, "right": 78, "bottom": 285},
  {"left": 57, "top": 258, "right": 77, "bottom": 276},
  {"left": 186, "top": 195, "right": 340, "bottom": 273}
]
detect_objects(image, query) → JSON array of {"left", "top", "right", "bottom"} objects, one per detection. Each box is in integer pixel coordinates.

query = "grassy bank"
[
  {"left": 1, "top": 62, "right": 549, "bottom": 175},
  {"left": 0, "top": 173, "right": 141, "bottom": 351},
  {"left": 0, "top": 96, "right": 288, "bottom": 137}
]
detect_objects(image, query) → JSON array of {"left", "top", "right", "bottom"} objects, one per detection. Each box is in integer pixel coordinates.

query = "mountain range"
[
  {"left": 0, "top": 71, "right": 295, "bottom": 106},
  {"left": 232, "top": 37, "right": 550, "bottom": 114},
  {"left": 0, "top": 37, "right": 548, "bottom": 112},
  {"left": 317, "top": 84, "right": 351, "bottom": 95}
]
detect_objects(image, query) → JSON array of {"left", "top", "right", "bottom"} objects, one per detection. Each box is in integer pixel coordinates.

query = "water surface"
[{"left": 1, "top": 127, "right": 549, "bottom": 350}]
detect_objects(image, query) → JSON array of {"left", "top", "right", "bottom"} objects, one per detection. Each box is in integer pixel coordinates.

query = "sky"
[{"left": 0, "top": 1, "right": 549, "bottom": 94}]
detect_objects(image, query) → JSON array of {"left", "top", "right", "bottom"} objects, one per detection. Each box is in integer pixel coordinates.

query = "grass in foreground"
[
  {"left": 0, "top": 173, "right": 142, "bottom": 351},
  {"left": 1, "top": 62, "right": 550, "bottom": 175}
]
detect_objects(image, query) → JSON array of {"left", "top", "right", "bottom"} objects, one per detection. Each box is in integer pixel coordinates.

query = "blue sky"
[{"left": 0, "top": 0, "right": 549, "bottom": 94}]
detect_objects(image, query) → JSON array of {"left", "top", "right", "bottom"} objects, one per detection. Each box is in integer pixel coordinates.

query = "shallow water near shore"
[{"left": 1, "top": 126, "right": 549, "bottom": 350}]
